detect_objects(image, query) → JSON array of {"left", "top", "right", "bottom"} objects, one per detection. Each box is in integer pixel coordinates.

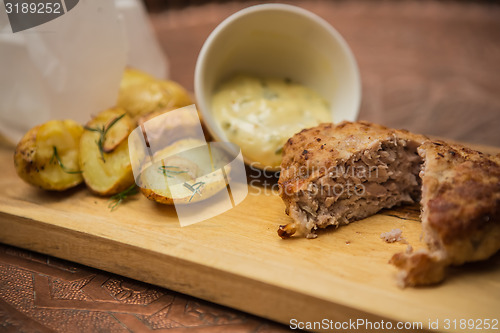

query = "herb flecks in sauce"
[{"left": 212, "top": 74, "right": 331, "bottom": 168}]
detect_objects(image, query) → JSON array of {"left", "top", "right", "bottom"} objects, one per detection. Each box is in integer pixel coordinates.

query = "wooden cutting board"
[{"left": 1, "top": 141, "right": 499, "bottom": 333}]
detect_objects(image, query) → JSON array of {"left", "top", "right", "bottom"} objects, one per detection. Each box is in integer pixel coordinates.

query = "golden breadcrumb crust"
[{"left": 278, "top": 121, "right": 500, "bottom": 286}]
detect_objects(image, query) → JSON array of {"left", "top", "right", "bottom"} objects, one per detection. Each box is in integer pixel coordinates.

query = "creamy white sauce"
[{"left": 212, "top": 74, "right": 331, "bottom": 168}]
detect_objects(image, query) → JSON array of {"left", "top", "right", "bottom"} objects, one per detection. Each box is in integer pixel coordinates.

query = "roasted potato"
[
  {"left": 117, "top": 68, "right": 192, "bottom": 121},
  {"left": 138, "top": 107, "right": 204, "bottom": 150},
  {"left": 80, "top": 108, "right": 135, "bottom": 195},
  {"left": 139, "top": 105, "right": 212, "bottom": 141},
  {"left": 119, "top": 67, "right": 155, "bottom": 90},
  {"left": 139, "top": 139, "right": 230, "bottom": 205},
  {"left": 14, "top": 120, "right": 84, "bottom": 191},
  {"left": 129, "top": 106, "right": 208, "bottom": 177}
]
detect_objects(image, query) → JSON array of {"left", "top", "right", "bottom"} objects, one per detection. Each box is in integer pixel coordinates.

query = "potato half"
[
  {"left": 14, "top": 120, "right": 84, "bottom": 191},
  {"left": 139, "top": 139, "right": 230, "bottom": 205},
  {"left": 80, "top": 108, "right": 135, "bottom": 196},
  {"left": 117, "top": 68, "right": 192, "bottom": 121}
]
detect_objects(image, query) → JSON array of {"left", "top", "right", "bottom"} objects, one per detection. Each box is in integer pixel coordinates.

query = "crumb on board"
[{"left": 380, "top": 228, "right": 407, "bottom": 243}]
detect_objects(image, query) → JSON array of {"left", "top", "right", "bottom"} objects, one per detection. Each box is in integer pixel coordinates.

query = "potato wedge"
[
  {"left": 101, "top": 112, "right": 133, "bottom": 153},
  {"left": 80, "top": 108, "right": 135, "bottom": 196},
  {"left": 140, "top": 168, "right": 229, "bottom": 205},
  {"left": 130, "top": 107, "right": 207, "bottom": 169},
  {"left": 138, "top": 106, "right": 207, "bottom": 146},
  {"left": 117, "top": 68, "right": 192, "bottom": 121},
  {"left": 138, "top": 139, "right": 230, "bottom": 205},
  {"left": 14, "top": 120, "right": 84, "bottom": 191}
]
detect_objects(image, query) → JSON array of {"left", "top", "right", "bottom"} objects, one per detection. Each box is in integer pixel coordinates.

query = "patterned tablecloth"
[
  {"left": 1, "top": 1, "right": 499, "bottom": 332},
  {"left": 0, "top": 244, "right": 290, "bottom": 332}
]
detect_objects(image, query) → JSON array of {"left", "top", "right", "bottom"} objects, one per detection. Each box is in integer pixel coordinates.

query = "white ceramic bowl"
[{"left": 195, "top": 3, "right": 361, "bottom": 166}]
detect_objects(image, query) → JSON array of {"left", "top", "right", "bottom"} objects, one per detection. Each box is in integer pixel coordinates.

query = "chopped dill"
[
  {"left": 263, "top": 88, "right": 278, "bottom": 100},
  {"left": 84, "top": 113, "right": 126, "bottom": 162},
  {"left": 108, "top": 184, "right": 139, "bottom": 211}
]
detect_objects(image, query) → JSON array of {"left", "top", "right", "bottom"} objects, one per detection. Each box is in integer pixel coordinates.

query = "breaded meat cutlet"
[
  {"left": 278, "top": 121, "right": 427, "bottom": 239},
  {"left": 278, "top": 121, "right": 500, "bottom": 286},
  {"left": 390, "top": 140, "right": 500, "bottom": 286}
]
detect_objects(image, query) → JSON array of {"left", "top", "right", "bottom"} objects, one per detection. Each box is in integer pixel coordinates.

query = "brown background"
[
  {"left": 1, "top": 1, "right": 499, "bottom": 332},
  {"left": 151, "top": 0, "right": 500, "bottom": 146}
]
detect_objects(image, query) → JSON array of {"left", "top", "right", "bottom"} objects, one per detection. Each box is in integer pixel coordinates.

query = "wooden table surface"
[{"left": 1, "top": 1, "right": 499, "bottom": 332}]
